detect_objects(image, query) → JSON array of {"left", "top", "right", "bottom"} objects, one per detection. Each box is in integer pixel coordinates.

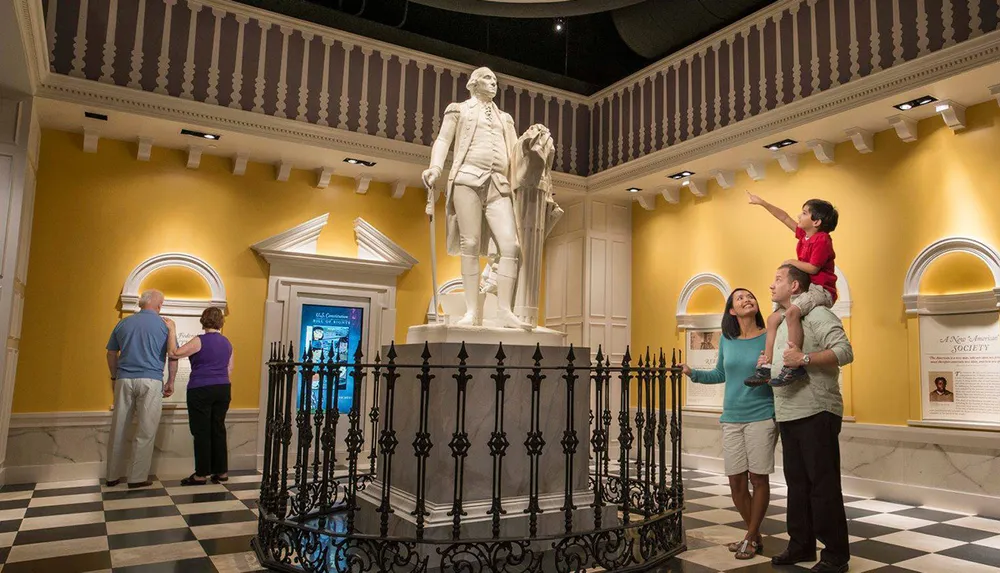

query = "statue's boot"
[
  {"left": 496, "top": 256, "right": 531, "bottom": 331},
  {"left": 455, "top": 255, "right": 482, "bottom": 326}
]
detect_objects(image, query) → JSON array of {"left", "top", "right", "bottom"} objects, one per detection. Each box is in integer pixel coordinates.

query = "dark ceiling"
[{"left": 236, "top": 0, "right": 778, "bottom": 95}]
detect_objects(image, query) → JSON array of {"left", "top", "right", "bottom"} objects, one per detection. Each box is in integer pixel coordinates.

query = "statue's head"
[{"left": 467, "top": 67, "right": 498, "bottom": 101}]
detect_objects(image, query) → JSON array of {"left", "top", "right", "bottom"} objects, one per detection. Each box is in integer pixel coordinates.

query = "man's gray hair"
[
  {"left": 138, "top": 289, "right": 164, "bottom": 309},
  {"left": 467, "top": 67, "right": 494, "bottom": 92}
]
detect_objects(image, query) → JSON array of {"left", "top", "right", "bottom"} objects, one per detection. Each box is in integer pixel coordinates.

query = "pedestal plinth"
[
  {"left": 405, "top": 322, "right": 566, "bottom": 346},
  {"left": 356, "top": 342, "right": 594, "bottom": 544}
]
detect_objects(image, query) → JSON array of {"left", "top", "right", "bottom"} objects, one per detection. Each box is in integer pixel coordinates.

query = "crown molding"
[
  {"left": 251, "top": 213, "right": 328, "bottom": 254},
  {"left": 354, "top": 217, "right": 418, "bottom": 267},
  {"left": 585, "top": 31, "right": 1000, "bottom": 192}
]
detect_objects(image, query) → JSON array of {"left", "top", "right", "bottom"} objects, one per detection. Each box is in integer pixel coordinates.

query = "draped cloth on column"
[{"left": 512, "top": 125, "right": 563, "bottom": 327}]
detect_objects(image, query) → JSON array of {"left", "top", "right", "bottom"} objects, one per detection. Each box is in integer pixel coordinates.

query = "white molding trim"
[
  {"left": 676, "top": 273, "right": 731, "bottom": 329},
  {"left": 908, "top": 419, "right": 1000, "bottom": 433},
  {"left": 902, "top": 236, "right": 1000, "bottom": 315},
  {"left": 252, "top": 215, "right": 413, "bottom": 280},
  {"left": 912, "top": 291, "right": 999, "bottom": 315},
  {"left": 354, "top": 218, "right": 418, "bottom": 267},
  {"left": 120, "top": 252, "right": 227, "bottom": 313},
  {"left": 832, "top": 265, "right": 852, "bottom": 318},
  {"left": 10, "top": 408, "right": 260, "bottom": 428},
  {"left": 252, "top": 213, "right": 328, "bottom": 254},
  {"left": 425, "top": 277, "right": 464, "bottom": 323}
]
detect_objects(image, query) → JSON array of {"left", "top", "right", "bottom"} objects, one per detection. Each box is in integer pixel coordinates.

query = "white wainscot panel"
[
  {"left": 589, "top": 237, "right": 607, "bottom": 318},
  {"left": 566, "top": 238, "right": 584, "bottom": 319}
]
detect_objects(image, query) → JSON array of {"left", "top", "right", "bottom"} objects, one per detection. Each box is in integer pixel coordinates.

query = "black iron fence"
[{"left": 253, "top": 341, "right": 686, "bottom": 572}]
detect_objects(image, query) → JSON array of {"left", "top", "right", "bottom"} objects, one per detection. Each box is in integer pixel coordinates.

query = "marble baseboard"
[
  {"left": 679, "top": 412, "right": 1000, "bottom": 515},
  {"left": 3, "top": 409, "right": 259, "bottom": 485}
]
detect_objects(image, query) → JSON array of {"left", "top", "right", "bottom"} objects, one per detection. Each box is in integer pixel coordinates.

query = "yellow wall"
[
  {"left": 686, "top": 285, "right": 726, "bottom": 314},
  {"left": 13, "top": 130, "right": 462, "bottom": 413},
  {"left": 633, "top": 101, "right": 1000, "bottom": 426},
  {"left": 919, "top": 251, "right": 995, "bottom": 294}
]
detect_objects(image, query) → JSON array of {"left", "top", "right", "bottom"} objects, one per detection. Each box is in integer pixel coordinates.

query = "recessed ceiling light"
[
  {"left": 763, "top": 138, "right": 797, "bottom": 151},
  {"left": 627, "top": 187, "right": 641, "bottom": 193},
  {"left": 893, "top": 95, "right": 937, "bottom": 111},
  {"left": 84, "top": 111, "right": 108, "bottom": 121},
  {"left": 181, "top": 128, "right": 221, "bottom": 141},
  {"left": 343, "top": 157, "right": 376, "bottom": 167},
  {"left": 554, "top": 17, "right": 565, "bottom": 32},
  {"left": 668, "top": 170, "right": 695, "bottom": 179}
]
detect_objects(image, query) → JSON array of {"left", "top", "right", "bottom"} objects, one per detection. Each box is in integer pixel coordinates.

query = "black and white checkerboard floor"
[
  {"left": 0, "top": 470, "right": 265, "bottom": 572},
  {"left": 670, "top": 469, "right": 1000, "bottom": 573},
  {"left": 0, "top": 468, "right": 998, "bottom": 572}
]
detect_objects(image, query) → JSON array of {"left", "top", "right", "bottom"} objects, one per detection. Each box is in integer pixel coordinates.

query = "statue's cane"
[{"left": 425, "top": 184, "right": 441, "bottom": 323}]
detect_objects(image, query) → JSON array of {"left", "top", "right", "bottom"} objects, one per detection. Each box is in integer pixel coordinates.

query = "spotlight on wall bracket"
[
  {"left": 668, "top": 170, "right": 694, "bottom": 180},
  {"left": 893, "top": 95, "right": 937, "bottom": 111},
  {"left": 626, "top": 187, "right": 641, "bottom": 193},
  {"left": 763, "top": 138, "right": 796, "bottom": 151},
  {"left": 343, "top": 157, "right": 377, "bottom": 167},
  {"left": 554, "top": 17, "right": 566, "bottom": 32},
  {"left": 181, "top": 128, "right": 221, "bottom": 140}
]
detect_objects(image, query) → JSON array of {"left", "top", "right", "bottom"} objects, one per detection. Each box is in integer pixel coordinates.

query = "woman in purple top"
[{"left": 165, "top": 307, "right": 233, "bottom": 486}]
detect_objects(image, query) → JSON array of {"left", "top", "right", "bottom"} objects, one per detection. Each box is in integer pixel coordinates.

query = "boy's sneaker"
[
  {"left": 744, "top": 366, "right": 772, "bottom": 387},
  {"left": 770, "top": 366, "right": 809, "bottom": 387}
]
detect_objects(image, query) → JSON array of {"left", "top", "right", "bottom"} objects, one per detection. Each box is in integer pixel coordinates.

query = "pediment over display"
[{"left": 251, "top": 214, "right": 418, "bottom": 280}]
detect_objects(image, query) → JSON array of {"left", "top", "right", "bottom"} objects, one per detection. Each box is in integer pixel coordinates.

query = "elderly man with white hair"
[{"left": 105, "top": 289, "right": 177, "bottom": 488}]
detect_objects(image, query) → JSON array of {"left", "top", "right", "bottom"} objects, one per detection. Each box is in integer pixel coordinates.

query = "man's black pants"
[
  {"left": 780, "top": 411, "right": 850, "bottom": 565},
  {"left": 187, "top": 384, "right": 231, "bottom": 477}
]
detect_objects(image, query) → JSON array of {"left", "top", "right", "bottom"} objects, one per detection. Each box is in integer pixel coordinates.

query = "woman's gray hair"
[{"left": 138, "top": 289, "right": 164, "bottom": 309}]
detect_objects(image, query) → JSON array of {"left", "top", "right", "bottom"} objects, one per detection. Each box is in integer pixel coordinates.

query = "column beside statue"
[{"left": 407, "top": 67, "right": 564, "bottom": 346}]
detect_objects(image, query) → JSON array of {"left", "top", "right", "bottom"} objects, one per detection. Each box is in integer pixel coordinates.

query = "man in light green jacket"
[{"left": 765, "top": 264, "right": 854, "bottom": 573}]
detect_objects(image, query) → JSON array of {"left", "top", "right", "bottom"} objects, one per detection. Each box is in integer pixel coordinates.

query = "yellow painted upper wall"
[
  {"left": 633, "top": 101, "right": 1000, "bottom": 426},
  {"left": 14, "top": 130, "right": 462, "bottom": 413},
  {"left": 686, "top": 284, "right": 727, "bottom": 314},
  {"left": 139, "top": 266, "right": 213, "bottom": 300},
  {"left": 919, "top": 251, "right": 995, "bottom": 295}
]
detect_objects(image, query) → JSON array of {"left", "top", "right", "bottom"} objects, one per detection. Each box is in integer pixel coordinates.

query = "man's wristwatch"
[{"left": 801, "top": 353, "right": 811, "bottom": 366}]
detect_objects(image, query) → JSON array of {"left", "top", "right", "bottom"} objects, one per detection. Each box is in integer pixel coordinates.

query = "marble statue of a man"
[{"left": 422, "top": 67, "right": 549, "bottom": 330}]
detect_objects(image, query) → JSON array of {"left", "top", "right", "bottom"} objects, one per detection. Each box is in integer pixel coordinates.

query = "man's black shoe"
[
  {"left": 810, "top": 560, "right": 849, "bottom": 572},
  {"left": 771, "top": 549, "right": 817, "bottom": 565}
]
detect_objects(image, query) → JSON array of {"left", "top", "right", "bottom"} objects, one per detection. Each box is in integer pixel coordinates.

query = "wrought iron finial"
[
  {"left": 387, "top": 341, "right": 398, "bottom": 362},
  {"left": 457, "top": 341, "right": 469, "bottom": 362},
  {"left": 566, "top": 344, "right": 576, "bottom": 363},
  {"left": 532, "top": 343, "right": 544, "bottom": 363},
  {"left": 495, "top": 342, "right": 506, "bottom": 363},
  {"left": 421, "top": 341, "right": 432, "bottom": 362}
]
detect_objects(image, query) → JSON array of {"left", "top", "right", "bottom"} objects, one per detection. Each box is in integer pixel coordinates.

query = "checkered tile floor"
[
  {"left": 1, "top": 468, "right": 999, "bottom": 572},
  {"left": 0, "top": 470, "right": 264, "bottom": 572},
  {"left": 668, "top": 469, "right": 1000, "bottom": 573}
]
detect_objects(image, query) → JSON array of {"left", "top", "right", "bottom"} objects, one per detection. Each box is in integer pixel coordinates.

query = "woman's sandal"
[
  {"left": 180, "top": 473, "right": 209, "bottom": 486},
  {"left": 734, "top": 538, "right": 763, "bottom": 560}
]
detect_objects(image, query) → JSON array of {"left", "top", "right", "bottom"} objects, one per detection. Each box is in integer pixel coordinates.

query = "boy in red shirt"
[{"left": 744, "top": 192, "right": 839, "bottom": 387}]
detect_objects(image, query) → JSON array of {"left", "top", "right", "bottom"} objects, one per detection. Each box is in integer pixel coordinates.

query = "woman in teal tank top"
[{"left": 679, "top": 288, "right": 776, "bottom": 561}]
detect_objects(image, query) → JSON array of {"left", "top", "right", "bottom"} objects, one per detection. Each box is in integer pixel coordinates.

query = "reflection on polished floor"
[{"left": 0, "top": 468, "right": 998, "bottom": 572}]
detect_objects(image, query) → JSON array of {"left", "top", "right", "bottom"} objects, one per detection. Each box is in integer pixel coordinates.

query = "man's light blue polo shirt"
[{"left": 106, "top": 309, "right": 169, "bottom": 381}]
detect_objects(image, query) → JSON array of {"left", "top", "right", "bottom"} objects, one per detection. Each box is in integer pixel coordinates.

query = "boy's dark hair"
[
  {"left": 721, "top": 288, "right": 765, "bottom": 340},
  {"left": 780, "top": 264, "right": 812, "bottom": 294},
  {"left": 804, "top": 199, "right": 839, "bottom": 233}
]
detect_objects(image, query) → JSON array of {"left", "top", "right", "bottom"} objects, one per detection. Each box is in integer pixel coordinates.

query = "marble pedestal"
[
  {"left": 406, "top": 322, "right": 566, "bottom": 346},
  {"left": 356, "top": 342, "right": 595, "bottom": 558}
]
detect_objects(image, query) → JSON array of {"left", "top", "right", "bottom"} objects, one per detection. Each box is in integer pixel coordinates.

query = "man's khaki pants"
[{"left": 106, "top": 378, "right": 163, "bottom": 484}]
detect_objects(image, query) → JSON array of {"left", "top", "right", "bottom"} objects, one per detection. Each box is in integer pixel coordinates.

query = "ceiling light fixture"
[
  {"left": 893, "top": 95, "right": 937, "bottom": 111},
  {"left": 627, "top": 187, "right": 641, "bottom": 193},
  {"left": 554, "top": 17, "right": 566, "bottom": 32},
  {"left": 344, "top": 157, "right": 377, "bottom": 167},
  {"left": 180, "top": 128, "right": 221, "bottom": 141},
  {"left": 84, "top": 111, "right": 108, "bottom": 121},
  {"left": 668, "top": 170, "right": 694, "bottom": 179},
  {"left": 763, "top": 138, "right": 796, "bottom": 151}
]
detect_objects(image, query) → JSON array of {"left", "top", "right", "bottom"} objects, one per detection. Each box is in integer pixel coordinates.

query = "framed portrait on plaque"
[
  {"left": 919, "top": 312, "right": 1000, "bottom": 425},
  {"left": 684, "top": 329, "right": 724, "bottom": 412}
]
